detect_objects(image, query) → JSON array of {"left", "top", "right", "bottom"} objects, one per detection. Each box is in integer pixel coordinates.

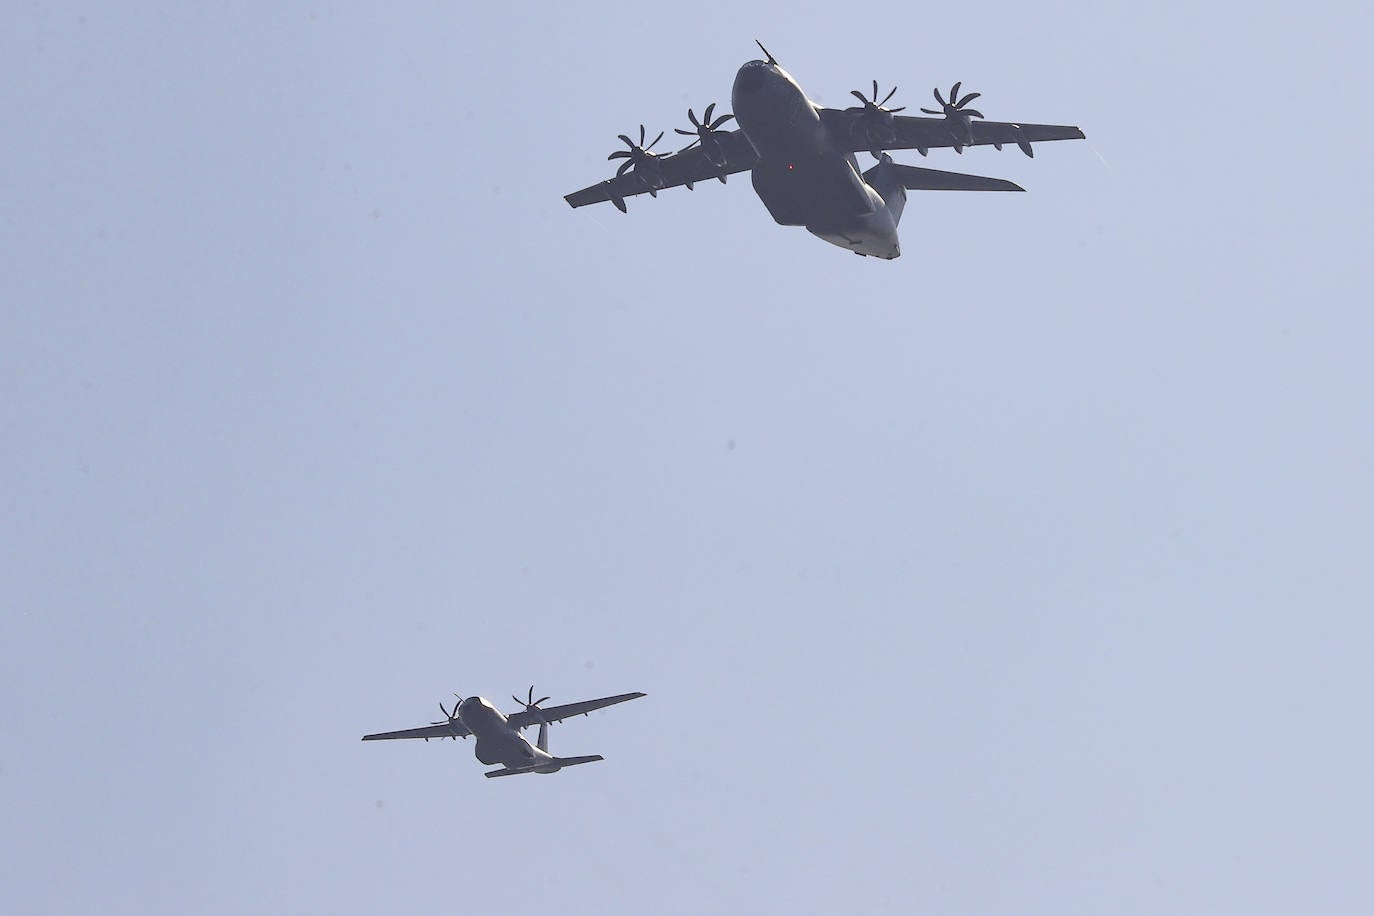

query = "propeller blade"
[
  {"left": 957, "top": 91, "right": 981, "bottom": 108},
  {"left": 963, "top": 108, "right": 984, "bottom": 119},
  {"left": 851, "top": 89, "right": 867, "bottom": 104},
  {"left": 871, "top": 79, "right": 879, "bottom": 102},
  {"left": 677, "top": 139, "right": 701, "bottom": 153},
  {"left": 674, "top": 128, "right": 695, "bottom": 136},
  {"left": 617, "top": 134, "right": 633, "bottom": 148},
  {"left": 687, "top": 108, "right": 700, "bottom": 128},
  {"left": 950, "top": 82, "right": 962, "bottom": 104},
  {"left": 608, "top": 150, "right": 631, "bottom": 160},
  {"left": 616, "top": 160, "right": 633, "bottom": 176},
  {"left": 880, "top": 85, "right": 897, "bottom": 106},
  {"left": 888, "top": 106, "right": 905, "bottom": 114},
  {"left": 648, "top": 130, "right": 664, "bottom": 150},
  {"left": 920, "top": 107, "right": 941, "bottom": 115},
  {"left": 709, "top": 113, "right": 734, "bottom": 129},
  {"left": 934, "top": 86, "right": 947, "bottom": 107},
  {"left": 704, "top": 102, "right": 716, "bottom": 124}
]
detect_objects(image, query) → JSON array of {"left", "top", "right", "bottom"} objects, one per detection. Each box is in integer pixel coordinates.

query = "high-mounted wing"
[
  {"left": 506, "top": 692, "right": 646, "bottom": 731},
  {"left": 820, "top": 108, "right": 1084, "bottom": 157},
  {"left": 564, "top": 132, "right": 758, "bottom": 212},
  {"left": 361, "top": 721, "right": 471, "bottom": 742}
]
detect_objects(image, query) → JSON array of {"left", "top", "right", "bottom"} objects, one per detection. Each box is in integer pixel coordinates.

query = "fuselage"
[
  {"left": 457, "top": 696, "right": 556, "bottom": 770},
  {"left": 731, "top": 59, "right": 902, "bottom": 259}
]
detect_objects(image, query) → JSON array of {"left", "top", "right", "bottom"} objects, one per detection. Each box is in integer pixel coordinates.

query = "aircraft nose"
[{"left": 734, "top": 62, "right": 769, "bottom": 95}]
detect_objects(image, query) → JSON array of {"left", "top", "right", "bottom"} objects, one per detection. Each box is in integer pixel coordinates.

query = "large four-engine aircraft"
[
  {"left": 362, "top": 687, "right": 645, "bottom": 778},
  {"left": 565, "top": 42, "right": 1086, "bottom": 259}
]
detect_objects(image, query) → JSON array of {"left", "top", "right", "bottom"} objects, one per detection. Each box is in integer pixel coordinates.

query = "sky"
[{"left": 3, "top": 2, "right": 1373, "bottom": 913}]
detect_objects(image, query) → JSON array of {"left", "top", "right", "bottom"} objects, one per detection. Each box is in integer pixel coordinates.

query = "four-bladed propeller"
[
  {"left": 429, "top": 693, "right": 465, "bottom": 741},
  {"left": 846, "top": 81, "right": 906, "bottom": 158},
  {"left": 513, "top": 685, "right": 551, "bottom": 726},
  {"left": 920, "top": 82, "right": 985, "bottom": 152}
]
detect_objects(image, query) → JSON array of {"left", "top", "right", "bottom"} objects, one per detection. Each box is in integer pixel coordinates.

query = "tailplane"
[
  {"left": 484, "top": 755, "right": 605, "bottom": 778},
  {"left": 861, "top": 154, "right": 1023, "bottom": 229},
  {"left": 864, "top": 156, "right": 1024, "bottom": 193}
]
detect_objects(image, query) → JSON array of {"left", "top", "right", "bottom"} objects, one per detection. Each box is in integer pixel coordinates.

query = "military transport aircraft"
[
  {"left": 362, "top": 687, "right": 646, "bottom": 778},
  {"left": 564, "top": 42, "right": 1085, "bottom": 259}
]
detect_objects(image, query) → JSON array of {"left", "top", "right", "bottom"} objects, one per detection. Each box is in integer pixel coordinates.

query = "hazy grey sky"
[{"left": 4, "top": 2, "right": 1372, "bottom": 913}]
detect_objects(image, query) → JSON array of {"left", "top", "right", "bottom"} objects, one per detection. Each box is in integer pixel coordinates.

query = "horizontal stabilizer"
[
  {"left": 887, "top": 164, "right": 1024, "bottom": 192},
  {"left": 484, "top": 755, "right": 605, "bottom": 778}
]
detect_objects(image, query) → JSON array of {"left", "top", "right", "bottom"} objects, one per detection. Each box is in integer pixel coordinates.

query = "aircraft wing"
[
  {"left": 819, "top": 108, "right": 1085, "bottom": 155},
  {"left": 564, "top": 134, "right": 758, "bottom": 211},
  {"left": 361, "top": 721, "right": 471, "bottom": 741},
  {"left": 506, "top": 692, "right": 646, "bottom": 731}
]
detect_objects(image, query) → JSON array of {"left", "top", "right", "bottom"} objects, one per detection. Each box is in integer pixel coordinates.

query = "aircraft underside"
[
  {"left": 746, "top": 156, "right": 903, "bottom": 258},
  {"left": 361, "top": 689, "right": 645, "bottom": 779},
  {"left": 562, "top": 43, "right": 1086, "bottom": 261},
  {"left": 734, "top": 66, "right": 904, "bottom": 258}
]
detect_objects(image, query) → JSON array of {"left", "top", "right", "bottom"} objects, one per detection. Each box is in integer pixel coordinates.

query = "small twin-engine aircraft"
[
  {"left": 565, "top": 42, "right": 1086, "bottom": 259},
  {"left": 362, "top": 687, "right": 646, "bottom": 778}
]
